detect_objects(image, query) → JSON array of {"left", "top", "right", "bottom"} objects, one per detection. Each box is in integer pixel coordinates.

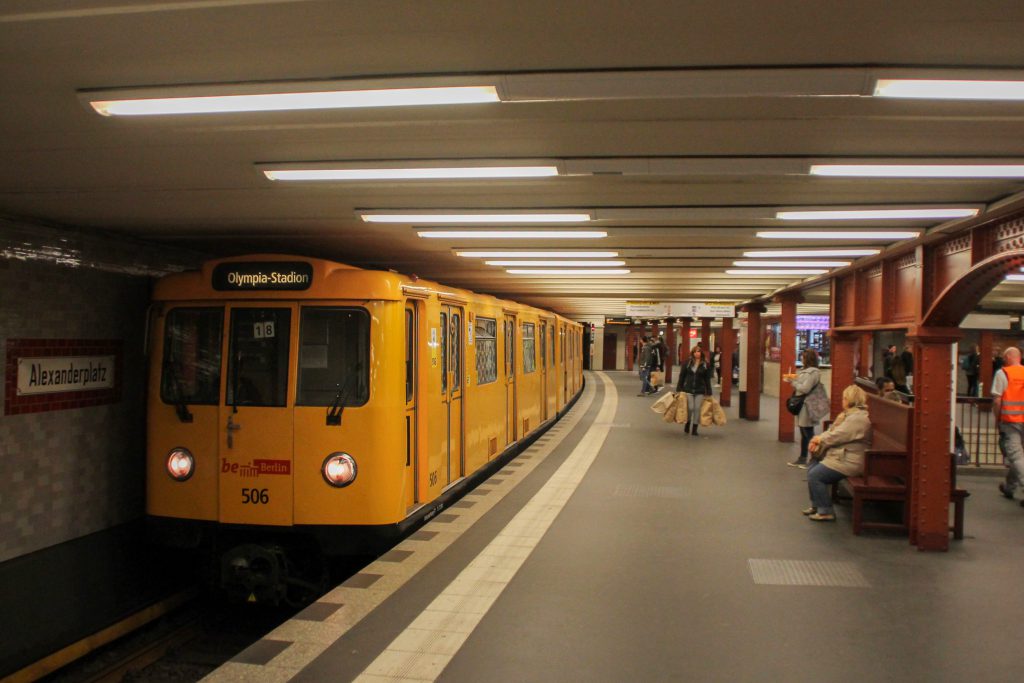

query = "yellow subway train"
[{"left": 147, "top": 254, "right": 583, "bottom": 603}]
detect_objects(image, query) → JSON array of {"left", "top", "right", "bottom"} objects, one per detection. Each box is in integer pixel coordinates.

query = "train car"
[{"left": 147, "top": 254, "right": 583, "bottom": 603}]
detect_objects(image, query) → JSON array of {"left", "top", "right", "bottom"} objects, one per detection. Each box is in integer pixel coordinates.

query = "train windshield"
[
  {"left": 161, "top": 307, "right": 224, "bottom": 405},
  {"left": 227, "top": 308, "right": 291, "bottom": 407},
  {"left": 297, "top": 307, "right": 369, "bottom": 406}
]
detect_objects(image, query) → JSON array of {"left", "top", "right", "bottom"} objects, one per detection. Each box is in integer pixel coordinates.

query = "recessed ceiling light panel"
[
  {"left": 874, "top": 79, "right": 1024, "bottom": 101},
  {"left": 743, "top": 249, "right": 880, "bottom": 257},
  {"left": 776, "top": 208, "right": 978, "bottom": 220},
  {"left": 732, "top": 260, "right": 850, "bottom": 267},
  {"left": 365, "top": 212, "right": 591, "bottom": 223},
  {"left": 456, "top": 251, "right": 619, "bottom": 258},
  {"left": 419, "top": 231, "right": 606, "bottom": 239},
  {"left": 757, "top": 231, "right": 920, "bottom": 240},
  {"left": 810, "top": 164, "right": 1024, "bottom": 178}
]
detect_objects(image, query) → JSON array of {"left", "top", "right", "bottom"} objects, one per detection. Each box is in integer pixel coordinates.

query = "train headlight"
[
  {"left": 166, "top": 448, "right": 195, "bottom": 481},
  {"left": 322, "top": 452, "right": 357, "bottom": 488}
]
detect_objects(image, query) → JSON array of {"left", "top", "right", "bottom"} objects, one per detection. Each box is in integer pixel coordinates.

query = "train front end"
[{"left": 146, "top": 256, "right": 409, "bottom": 604}]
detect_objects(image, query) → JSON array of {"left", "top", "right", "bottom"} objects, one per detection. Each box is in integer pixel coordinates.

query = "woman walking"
[
  {"left": 676, "top": 347, "right": 714, "bottom": 436},
  {"left": 783, "top": 348, "right": 825, "bottom": 468}
]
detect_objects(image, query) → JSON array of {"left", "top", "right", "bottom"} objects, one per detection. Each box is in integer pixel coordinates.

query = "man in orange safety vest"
[{"left": 992, "top": 347, "right": 1024, "bottom": 507}]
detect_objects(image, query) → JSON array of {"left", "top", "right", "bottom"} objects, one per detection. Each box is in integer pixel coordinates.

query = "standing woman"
[
  {"left": 712, "top": 345, "right": 723, "bottom": 385},
  {"left": 676, "top": 347, "right": 714, "bottom": 436},
  {"left": 783, "top": 348, "right": 823, "bottom": 468}
]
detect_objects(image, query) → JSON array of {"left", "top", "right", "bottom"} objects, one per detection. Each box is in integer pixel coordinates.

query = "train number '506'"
[{"left": 242, "top": 488, "right": 269, "bottom": 504}]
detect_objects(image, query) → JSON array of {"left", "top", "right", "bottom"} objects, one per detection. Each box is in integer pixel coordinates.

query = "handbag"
[
  {"left": 785, "top": 391, "right": 806, "bottom": 415},
  {"left": 805, "top": 382, "right": 830, "bottom": 423}
]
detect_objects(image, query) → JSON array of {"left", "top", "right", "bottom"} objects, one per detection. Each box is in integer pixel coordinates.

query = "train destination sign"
[
  {"left": 17, "top": 355, "right": 116, "bottom": 396},
  {"left": 212, "top": 262, "right": 313, "bottom": 291}
]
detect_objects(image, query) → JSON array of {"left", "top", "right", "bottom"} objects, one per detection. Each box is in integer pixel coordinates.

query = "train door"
[
  {"left": 405, "top": 302, "right": 418, "bottom": 510},
  {"left": 440, "top": 305, "right": 464, "bottom": 487},
  {"left": 219, "top": 303, "right": 296, "bottom": 526},
  {"left": 504, "top": 313, "right": 517, "bottom": 445},
  {"left": 546, "top": 321, "right": 557, "bottom": 418},
  {"left": 539, "top": 322, "right": 548, "bottom": 421}
]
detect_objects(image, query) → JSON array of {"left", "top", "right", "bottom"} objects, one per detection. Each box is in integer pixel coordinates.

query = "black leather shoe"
[
  {"left": 999, "top": 483, "right": 1015, "bottom": 500},
  {"left": 684, "top": 422, "right": 691, "bottom": 433}
]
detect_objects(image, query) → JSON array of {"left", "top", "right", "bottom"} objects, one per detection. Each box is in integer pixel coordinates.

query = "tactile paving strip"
[{"left": 747, "top": 559, "right": 870, "bottom": 588}]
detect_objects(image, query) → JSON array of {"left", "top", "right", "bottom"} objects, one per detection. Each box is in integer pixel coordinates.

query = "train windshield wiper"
[
  {"left": 326, "top": 362, "right": 360, "bottom": 426},
  {"left": 163, "top": 357, "right": 194, "bottom": 423}
]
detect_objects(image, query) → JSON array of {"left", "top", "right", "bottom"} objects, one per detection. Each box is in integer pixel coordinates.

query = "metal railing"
[{"left": 956, "top": 397, "right": 1004, "bottom": 467}]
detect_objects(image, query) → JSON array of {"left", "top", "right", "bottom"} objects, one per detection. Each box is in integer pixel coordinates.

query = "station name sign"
[
  {"left": 625, "top": 302, "right": 737, "bottom": 318},
  {"left": 212, "top": 262, "right": 313, "bottom": 291},
  {"left": 17, "top": 355, "right": 116, "bottom": 396}
]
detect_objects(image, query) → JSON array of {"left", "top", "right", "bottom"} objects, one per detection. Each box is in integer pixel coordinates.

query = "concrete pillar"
[
  {"left": 907, "top": 327, "right": 961, "bottom": 551},
  {"left": 777, "top": 297, "right": 799, "bottom": 443},
  {"left": 720, "top": 316, "right": 734, "bottom": 407},
  {"left": 741, "top": 304, "right": 766, "bottom": 421}
]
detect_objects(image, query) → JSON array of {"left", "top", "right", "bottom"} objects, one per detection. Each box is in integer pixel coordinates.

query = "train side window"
[
  {"left": 161, "top": 307, "right": 223, "bottom": 405},
  {"left": 549, "top": 324, "right": 555, "bottom": 364},
  {"left": 475, "top": 317, "right": 497, "bottom": 384},
  {"left": 451, "top": 312, "right": 462, "bottom": 389},
  {"left": 522, "top": 323, "right": 536, "bottom": 373},
  {"left": 296, "top": 307, "right": 369, "bottom": 407},
  {"left": 540, "top": 324, "right": 546, "bottom": 369},
  {"left": 440, "top": 312, "right": 448, "bottom": 393},
  {"left": 405, "top": 309, "right": 414, "bottom": 403}
]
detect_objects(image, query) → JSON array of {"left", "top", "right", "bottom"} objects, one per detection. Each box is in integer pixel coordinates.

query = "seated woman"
[{"left": 802, "top": 385, "right": 872, "bottom": 522}]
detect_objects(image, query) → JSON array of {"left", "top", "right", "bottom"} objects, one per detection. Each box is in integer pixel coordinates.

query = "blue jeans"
[
  {"left": 807, "top": 462, "right": 846, "bottom": 514},
  {"left": 639, "top": 366, "right": 653, "bottom": 393}
]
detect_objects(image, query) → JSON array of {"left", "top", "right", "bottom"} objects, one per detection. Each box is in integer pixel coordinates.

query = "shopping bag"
[
  {"left": 651, "top": 391, "right": 675, "bottom": 415},
  {"left": 649, "top": 370, "right": 663, "bottom": 388},
  {"left": 711, "top": 397, "right": 727, "bottom": 426},
  {"left": 674, "top": 397, "right": 690, "bottom": 424},
  {"left": 699, "top": 397, "right": 714, "bottom": 426}
]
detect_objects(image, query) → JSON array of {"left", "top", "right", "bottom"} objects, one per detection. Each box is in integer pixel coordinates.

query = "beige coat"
[{"left": 816, "top": 406, "right": 872, "bottom": 477}]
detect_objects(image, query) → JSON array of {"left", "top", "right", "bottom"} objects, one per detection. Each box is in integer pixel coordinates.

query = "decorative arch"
[{"left": 921, "top": 249, "right": 1024, "bottom": 328}]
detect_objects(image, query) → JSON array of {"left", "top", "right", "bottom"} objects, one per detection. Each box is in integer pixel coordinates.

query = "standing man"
[
  {"left": 637, "top": 336, "right": 655, "bottom": 396},
  {"left": 901, "top": 344, "right": 914, "bottom": 392},
  {"left": 992, "top": 347, "right": 1024, "bottom": 507}
]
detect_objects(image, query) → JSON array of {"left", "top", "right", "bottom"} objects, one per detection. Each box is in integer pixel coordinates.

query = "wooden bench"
[
  {"left": 830, "top": 393, "right": 968, "bottom": 538},
  {"left": 845, "top": 396, "right": 913, "bottom": 535}
]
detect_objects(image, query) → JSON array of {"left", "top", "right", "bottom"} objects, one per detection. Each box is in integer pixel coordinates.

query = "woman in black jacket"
[{"left": 676, "top": 347, "right": 714, "bottom": 436}]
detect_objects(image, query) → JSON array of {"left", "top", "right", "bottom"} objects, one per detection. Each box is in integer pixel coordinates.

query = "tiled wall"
[{"left": 0, "top": 258, "right": 152, "bottom": 562}]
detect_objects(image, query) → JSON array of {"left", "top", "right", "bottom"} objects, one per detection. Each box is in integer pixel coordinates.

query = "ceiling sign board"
[
  {"left": 625, "top": 302, "right": 669, "bottom": 317},
  {"left": 667, "top": 302, "right": 737, "bottom": 318}
]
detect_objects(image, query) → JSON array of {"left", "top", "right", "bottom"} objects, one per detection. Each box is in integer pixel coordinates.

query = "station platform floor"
[{"left": 206, "top": 370, "right": 1024, "bottom": 683}]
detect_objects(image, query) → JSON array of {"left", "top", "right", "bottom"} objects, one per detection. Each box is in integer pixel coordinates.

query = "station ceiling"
[{"left": 2, "top": 1, "right": 1024, "bottom": 320}]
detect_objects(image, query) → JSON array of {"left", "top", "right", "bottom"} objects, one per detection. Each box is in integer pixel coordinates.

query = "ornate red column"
[
  {"left": 829, "top": 332, "right": 857, "bottom": 420},
  {"left": 664, "top": 317, "right": 676, "bottom": 385},
  {"left": 720, "top": 316, "right": 734, "bottom": 407},
  {"left": 858, "top": 332, "right": 872, "bottom": 378},
  {"left": 776, "top": 295, "right": 801, "bottom": 443},
  {"left": 680, "top": 318, "right": 692, "bottom": 363},
  {"left": 701, "top": 317, "right": 712, "bottom": 351},
  {"left": 907, "top": 327, "right": 960, "bottom": 551},
  {"left": 741, "top": 304, "right": 766, "bottom": 421}
]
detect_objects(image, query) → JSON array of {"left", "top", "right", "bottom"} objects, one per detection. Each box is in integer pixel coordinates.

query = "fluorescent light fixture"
[
  {"left": 506, "top": 269, "right": 630, "bottom": 275},
  {"left": 757, "top": 231, "right": 920, "bottom": 240},
  {"left": 732, "top": 260, "right": 850, "bottom": 268},
  {"left": 364, "top": 212, "right": 591, "bottom": 223},
  {"left": 486, "top": 260, "right": 626, "bottom": 266},
  {"left": 90, "top": 85, "right": 500, "bottom": 116},
  {"left": 419, "top": 231, "right": 606, "bottom": 239},
  {"left": 456, "top": 251, "right": 618, "bottom": 258},
  {"left": 743, "top": 249, "right": 880, "bottom": 257},
  {"left": 725, "top": 269, "right": 827, "bottom": 276},
  {"left": 810, "top": 164, "right": 1024, "bottom": 178},
  {"left": 874, "top": 79, "right": 1024, "bottom": 101},
  {"left": 264, "top": 166, "right": 558, "bottom": 181},
  {"left": 776, "top": 208, "right": 978, "bottom": 220}
]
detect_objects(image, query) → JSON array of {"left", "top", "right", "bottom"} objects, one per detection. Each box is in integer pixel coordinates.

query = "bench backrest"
[
  {"left": 866, "top": 394, "right": 912, "bottom": 451},
  {"left": 865, "top": 394, "right": 913, "bottom": 480}
]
